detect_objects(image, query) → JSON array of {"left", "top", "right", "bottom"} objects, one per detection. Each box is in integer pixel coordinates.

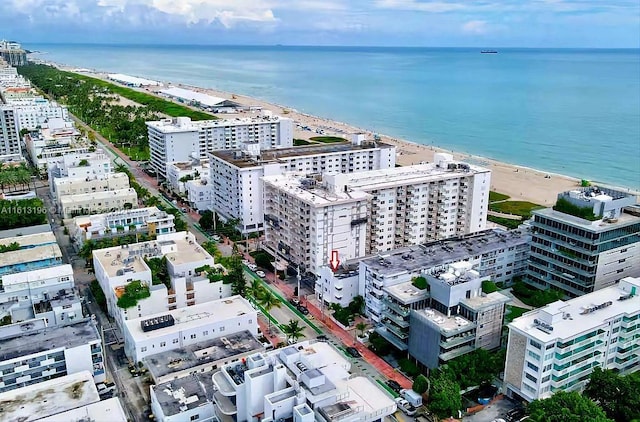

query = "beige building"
[
  {"left": 54, "top": 172, "right": 130, "bottom": 205},
  {"left": 59, "top": 188, "right": 138, "bottom": 218}
]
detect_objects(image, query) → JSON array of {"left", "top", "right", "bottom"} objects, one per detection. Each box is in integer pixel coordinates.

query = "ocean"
[{"left": 27, "top": 44, "right": 640, "bottom": 190}]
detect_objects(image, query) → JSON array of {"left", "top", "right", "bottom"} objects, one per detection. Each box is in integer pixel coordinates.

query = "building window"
[
  {"left": 527, "top": 362, "right": 539, "bottom": 372},
  {"left": 173, "top": 338, "right": 179, "bottom": 344},
  {"left": 530, "top": 340, "right": 542, "bottom": 349},
  {"left": 525, "top": 373, "right": 537, "bottom": 383},
  {"left": 160, "top": 342, "right": 166, "bottom": 347},
  {"left": 190, "top": 334, "right": 196, "bottom": 339},
  {"left": 141, "top": 347, "right": 147, "bottom": 352},
  {"left": 528, "top": 351, "right": 541, "bottom": 361},
  {"left": 190, "top": 416, "right": 199, "bottom": 421}
]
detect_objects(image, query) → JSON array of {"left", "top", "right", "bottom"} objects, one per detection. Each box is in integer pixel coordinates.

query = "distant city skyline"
[{"left": 1, "top": 0, "right": 639, "bottom": 48}]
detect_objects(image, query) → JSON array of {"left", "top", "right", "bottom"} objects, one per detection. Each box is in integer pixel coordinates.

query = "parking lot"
[{"left": 463, "top": 396, "right": 525, "bottom": 422}]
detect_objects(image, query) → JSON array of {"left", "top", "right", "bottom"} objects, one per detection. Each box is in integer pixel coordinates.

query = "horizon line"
[{"left": 22, "top": 42, "right": 640, "bottom": 50}]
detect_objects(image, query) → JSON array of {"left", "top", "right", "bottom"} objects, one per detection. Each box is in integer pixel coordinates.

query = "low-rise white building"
[
  {"left": 59, "top": 187, "right": 138, "bottom": 218},
  {"left": 212, "top": 340, "right": 397, "bottom": 422},
  {"left": 0, "top": 371, "right": 126, "bottom": 422},
  {"left": 25, "top": 121, "right": 86, "bottom": 169},
  {"left": 166, "top": 158, "right": 209, "bottom": 194},
  {"left": 146, "top": 115, "right": 293, "bottom": 179},
  {"left": 93, "top": 232, "right": 230, "bottom": 332},
  {"left": 54, "top": 172, "right": 130, "bottom": 205},
  {"left": 123, "top": 296, "right": 257, "bottom": 363},
  {"left": 185, "top": 178, "right": 211, "bottom": 211},
  {"left": 71, "top": 206, "right": 176, "bottom": 244},
  {"left": 209, "top": 140, "right": 396, "bottom": 233},
  {"left": 47, "top": 150, "right": 113, "bottom": 193},
  {"left": 0, "top": 318, "right": 105, "bottom": 393},
  {"left": 504, "top": 276, "right": 640, "bottom": 402}
]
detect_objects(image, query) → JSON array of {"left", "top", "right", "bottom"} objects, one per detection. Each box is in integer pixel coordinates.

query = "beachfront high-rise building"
[
  {"left": 504, "top": 276, "right": 640, "bottom": 402},
  {"left": 525, "top": 187, "right": 640, "bottom": 297},
  {"left": 262, "top": 153, "right": 490, "bottom": 275},
  {"left": 146, "top": 115, "right": 294, "bottom": 179},
  {"left": 209, "top": 139, "right": 396, "bottom": 234},
  {"left": 0, "top": 40, "right": 27, "bottom": 67},
  {"left": 263, "top": 173, "right": 370, "bottom": 275}
]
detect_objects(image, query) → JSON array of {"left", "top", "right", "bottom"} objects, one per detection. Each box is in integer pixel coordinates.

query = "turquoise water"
[{"left": 29, "top": 45, "right": 640, "bottom": 190}]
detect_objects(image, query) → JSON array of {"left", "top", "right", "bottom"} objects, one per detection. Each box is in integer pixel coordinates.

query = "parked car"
[
  {"left": 386, "top": 379, "right": 402, "bottom": 393},
  {"left": 297, "top": 305, "right": 309, "bottom": 315},
  {"left": 256, "top": 270, "right": 266, "bottom": 278},
  {"left": 316, "top": 335, "right": 328, "bottom": 341},
  {"left": 242, "top": 259, "right": 251, "bottom": 266},
  {"left": 289, "top": 298, "right": 300, "bottom": 306},
  {"left": 346, "top": 347, "right": 361, "bottom": 358},
  {"left": 395, "top": 398, "right": 417, "bottom": 416},
  {"left": 248, "top": 263, "right": 258, "bottom": 271},
  {"left": 212, "top": 235, "right": 221, "bottom": 242}
]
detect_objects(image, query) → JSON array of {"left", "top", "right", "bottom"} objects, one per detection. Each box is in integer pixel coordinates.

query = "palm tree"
[
  {"left": 282, "top": 319, "right": 305, "bottom": 344},
  {"left": 258, "top": 289, "right": 280, "bottom": 334},
  {"left": 247, "top": 278, "right": 264, "bottom": 305},
  {"left": 356, "top": 322, "right": 369, "bottom": 338}
]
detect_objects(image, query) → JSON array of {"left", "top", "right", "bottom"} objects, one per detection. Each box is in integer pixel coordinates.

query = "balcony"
[
  {"left": 375, "top": 326, "right": 408, "bottom": 350},
  {"left": 383, "top": 299, "right": 410, "bottom": 316},
  {"left": 382, "top": 320, "right": 409, "bottom": 339},
  {"left": 382, "top": 311, "right": 410, "bottom": 328},
  {"left": 439, "top": 345, "right": 475, "bottom": 361},
  {"left": 213, "top": 371, "right": 236, "bottom": 396},
  {"left": 440, "top": 335, "right": 475, "bottom": 350}
]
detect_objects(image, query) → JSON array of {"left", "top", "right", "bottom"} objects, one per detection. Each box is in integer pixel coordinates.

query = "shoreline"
[{"left": 50, "top": 61, "right": 638, "bottom": 207}]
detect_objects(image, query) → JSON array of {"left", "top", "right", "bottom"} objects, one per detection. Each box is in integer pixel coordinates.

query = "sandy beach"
[
  {"left": 170, "top": 82, "right": 582, "bottom": 206},
  {"left": 70, "top": 66, "right": 633, "bottom": 207}
]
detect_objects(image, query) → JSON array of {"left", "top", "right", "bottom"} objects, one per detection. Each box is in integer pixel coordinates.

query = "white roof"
[
  {"left": 108, "top": 73, "right": 161, "bottom": 86},
  {"left": 37, "top": 398, "right": 127, "bottom": 422},
  {"left": 124, "top": 295, "right": 256, "bottom": 341},
  {"left": 509, "top": 277, "right": 640, "bottom": 342},
  {"left": 0, "top": 371, "right": 100, "bottom": 422},
  {"left": 160, "top": 87, "right": 227, "bottom": 107}
]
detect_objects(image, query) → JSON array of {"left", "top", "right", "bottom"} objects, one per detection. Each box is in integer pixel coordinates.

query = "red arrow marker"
[{"left": 329, "top": 250, "right": 340, "bottom": 271}]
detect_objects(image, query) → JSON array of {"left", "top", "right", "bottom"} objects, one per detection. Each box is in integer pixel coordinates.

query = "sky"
[{"left": 0, "top": 0, "right": 638, "bottom": 48}]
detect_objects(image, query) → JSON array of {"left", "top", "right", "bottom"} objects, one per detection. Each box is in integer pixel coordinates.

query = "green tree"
[
  {"left": 199, "top": 210, "right": 214, "bottom": 231},
  {"left": 253, "top": 251, "right": 274, "bottom": 271},
  {"left": 282, "top": 319, "right": 305, "bottom": 343},
  {"left": 258, "top": 289, "right": 281, "bottom": 333},
  {"left": 428, "top": 371, "right": 461, "bottom": 419},
  {"left": 355, "top": 322, "right": 368, "bottom": 338},
  {"left": 528, "top": 391, "right": 612, "bottom": 422},
  {"left": 228, "top": 245, "right": 246, "bottom": 297},
  {"left": 584, "top": 367, "right": 640, "bottom": 422},
  {"left": 413, "top": 374, "right": 430, "bottom": 395},
  {"left": 247, "top": 278, "right": 264, "bottom": 305}
]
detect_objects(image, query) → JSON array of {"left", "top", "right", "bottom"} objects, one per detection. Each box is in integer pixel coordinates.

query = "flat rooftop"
[
  {"left": 263, "top": 173, "right": 370, "bottom": 207},
  {"left": 125, "top": 296, "right": 255, "bottom": 341},
  {"left": 0, "top": 318, "right": 100, "bottom": 362},
  {"left": 415, "top": 308, "right": 475, "bottom": 334},
  {"left": 510, "top": 277, "right": 640, "bottom": 342},
  {"left": 210, "top": 142, "right": 394, "bottom": 169},
  {"left": 37, "top": 397, "right": 127, "bottom": 422},
  {"left": 0, "top": 371, "right": 100, "bottom": 422},
  {"left": 59, "top": 188, "right": 136, "bottom": 203},
  {"left": 384, "top": 281, "right": 429, "bottom": 305},
  {"left": 319, "top": 376, "right": 396, "bottom": 421},
  {"left": 147, "top": 114, "right": 288, "bottom": 133},
  {"left": 0, "top": 232, "right": 57, "bottom": 248},
  {"left": 533, "top": 207, "right": 640, "bottom": 232},
  {"left": 362, "top": 228, "right": 529, "bottom": 277},
  {"left": 152, "top": 373, "right": 214, "bottom": 417},
  {"left": 339, "top": 161, "right": 489, "bottom": 191},
  {"left": 144, "top": 330, "right": 263, "bottom": 380},
  {"left": 461, "top": 291, "right": 511, "bottom": 311},
  {"left": 93, "top": 232, "right": 210, "bottom": 278},
  {"left": 0, "top": 244, "right": 62, "bottom": 271}
]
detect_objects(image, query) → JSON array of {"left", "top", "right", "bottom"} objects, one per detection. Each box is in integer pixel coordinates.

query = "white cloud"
[
  {"left": 375, "top": 0, "right": 465, "bottom": 12},
  {"left": 461, "top": 19, "right": 489, "bottom": 34}
]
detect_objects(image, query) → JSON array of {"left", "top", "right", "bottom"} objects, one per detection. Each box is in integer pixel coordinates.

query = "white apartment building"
[
  {"left": 48, "top": 150, "right": 113, "bottom": 193},
  {"left": 146, "top": 115, "right": 294, "bottom": 179},
  {"left": 92, "top": 232, "right": 231, "bottom": 333},
  {"left": 263, "top": 154, "right": 490, "bottom": 276},
  {"left": 59, "top": 188, "right": 138, "bottom": 218},
  {"left": 352, "top": 228, "right": 530, "bottom": 320},
  {"left": 0, "top": 318, "right": 106, "bottom": 393},
  {"left": 0, "top": 371, "right": 127, "bottom": 422},
  {"left": 166, "top": 158, "right": 210, "bottom": 194},
  {"left": 505, "top": 276, "right": 640, "bottom": 402},
  {"left": 54, "top": 172, "right": 130, "bottom": 205},
  {"left": 25, "top": 119, "right": 85, "bottom": 169},
  {"left": 329, "top": 153, "right": 490, "bottom": 252},
  {"left": 0, "top": 233, "right": 78, "bottom": 326},
  {"left": 5, "top": 97, "right": 69, "bottom": 131},
  {"left": 263, "top": 173, "right": 370, "bottom": 275},
  {"left": 185, "top": 178, "right": 211, "bottom": 211},
  {"left": 71, "top": 206, "right": 176, "bottom": 244},
  {"left": 123, "top": 296, "right": 257, "bottom": 363},
  {"left": 210, "top": 341, "right": 396, "bottom": 422},
  {"left": 0, "top": 105, "right": 20, "bottom": 158},
  {"left": 209, "top": 140, "right": 396, "bottom": 234}
]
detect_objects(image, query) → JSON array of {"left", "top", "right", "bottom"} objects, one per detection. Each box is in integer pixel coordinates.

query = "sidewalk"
[{"left": 249, "top": 253, "right": 413, "bottom": 390}]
